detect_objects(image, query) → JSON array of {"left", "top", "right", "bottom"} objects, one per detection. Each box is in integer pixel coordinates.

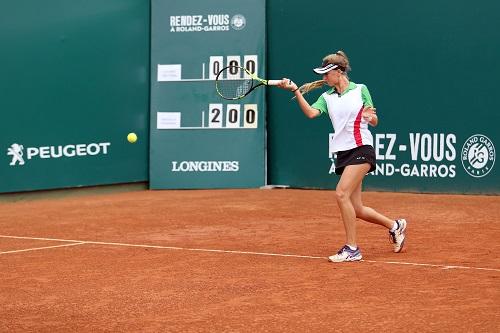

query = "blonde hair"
[{"left": 295, "top": 50, "right": 351, "bottom": 96}]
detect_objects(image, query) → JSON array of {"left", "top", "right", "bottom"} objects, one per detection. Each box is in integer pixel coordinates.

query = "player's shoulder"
[
  {"left": 355, "top": 82, "right": 371, "bottom": 94},
  {"left": 319, "top": 90, "right": 330, "bottom": 98},
  {"left": 352, "top": 82, "right": 367, "bottom": 89}
]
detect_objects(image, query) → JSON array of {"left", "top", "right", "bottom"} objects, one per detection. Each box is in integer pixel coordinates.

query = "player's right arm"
[
  {"left": 293, "top": 89, "right": 321, "bottom": 118},
  {"left": 278, "top": 78, "right": 321, "bottom": 119}
]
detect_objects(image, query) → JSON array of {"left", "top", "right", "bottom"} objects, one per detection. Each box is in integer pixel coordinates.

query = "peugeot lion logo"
[{"left": 7, "top": 143, "right": 25, "bottom": 166}]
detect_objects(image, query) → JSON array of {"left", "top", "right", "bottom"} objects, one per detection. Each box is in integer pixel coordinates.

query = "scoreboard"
[{"left": 150, "top": 0, "right": 266, "bottom": 189}]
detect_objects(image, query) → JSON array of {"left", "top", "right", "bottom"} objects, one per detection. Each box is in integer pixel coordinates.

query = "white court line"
[
  {"left": 0, "top": 242, "right": 85, "bottom": 255},
  {"left": 1, "top": 235, "right": 499, "bottom": 273}
]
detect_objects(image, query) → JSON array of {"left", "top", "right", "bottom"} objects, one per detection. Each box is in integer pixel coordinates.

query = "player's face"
[{"left": 323, "top": 69, "right": 341, "bottom": 86}]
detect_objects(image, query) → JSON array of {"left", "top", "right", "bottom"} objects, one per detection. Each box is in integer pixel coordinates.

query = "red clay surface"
[{"left": 1, "top": 189, "right": 499, "bottom": 332}]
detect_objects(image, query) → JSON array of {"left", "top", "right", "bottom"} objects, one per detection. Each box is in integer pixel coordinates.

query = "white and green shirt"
[{"left": 312, "top": 82, "right": 374, "bottom": 153}]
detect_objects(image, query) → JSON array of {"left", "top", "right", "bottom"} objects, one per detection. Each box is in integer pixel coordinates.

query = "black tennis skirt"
[{"left": 335, "top": 145, "right": 376, "bottom": 175}]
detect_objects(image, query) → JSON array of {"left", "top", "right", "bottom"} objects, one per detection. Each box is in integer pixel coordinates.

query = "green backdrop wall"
[
  {"left": 266, "top": 0, "right": 499, "bottom": 194},
  {"left": 1, "top": 0, "right": 498, "bottom": 194},
  {"left": 0, "top": 0, "right": 150, "bottom": 193}
]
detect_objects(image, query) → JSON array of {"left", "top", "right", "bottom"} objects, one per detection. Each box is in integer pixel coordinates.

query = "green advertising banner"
[
  {"left": 149, "top": 0, "right": 266, "bottom": 189},
  {"left": 267, "top": 0, "right": 499, "bottom": 194},
  {"left": 0, "top": 0, "right": 149, "bottom": 193}
]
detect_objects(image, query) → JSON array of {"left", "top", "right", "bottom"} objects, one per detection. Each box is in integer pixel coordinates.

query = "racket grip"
[{"left": 267, "top": 80, "right": 282, "bottom": 86}]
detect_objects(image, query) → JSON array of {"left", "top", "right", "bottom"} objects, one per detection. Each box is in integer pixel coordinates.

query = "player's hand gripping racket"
[{"left": 215, "top": 65, "right": 282, "bottom": 100}]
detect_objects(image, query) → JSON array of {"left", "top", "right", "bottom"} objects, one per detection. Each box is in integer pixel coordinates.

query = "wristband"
[{"left": 291, "top": 87, "right": 299, "bottom": 93}]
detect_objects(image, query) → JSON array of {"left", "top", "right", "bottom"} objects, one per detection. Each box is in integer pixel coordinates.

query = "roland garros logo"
[
  {"left": 461, "top": 134, "right": 495, "bottom": 178},
  {"left": 230, "top": 14, "right": 246, "bottom": 30}
]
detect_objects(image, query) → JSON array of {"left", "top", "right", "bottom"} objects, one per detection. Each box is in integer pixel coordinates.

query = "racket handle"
[{"left": 267, "top": 80, "right": 282, "bottom": 86}]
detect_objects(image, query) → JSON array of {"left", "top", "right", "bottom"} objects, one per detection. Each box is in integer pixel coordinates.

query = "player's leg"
[
  {"left": 329, "top": 164, "right": 369, "bottom": 262},
  {"left": 350, "top": 183, "right": 407, "bottom": 253},
  {"left": 336, "top": 164, "right": 370, "bottom": 246},
  {"left": 350, "top": 183, "right": 393, "bottom": 229}
]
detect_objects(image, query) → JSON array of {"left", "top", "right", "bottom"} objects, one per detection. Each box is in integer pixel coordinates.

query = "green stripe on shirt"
[{"left": 361, "top": 84, "right": 374, "bottom": 107}]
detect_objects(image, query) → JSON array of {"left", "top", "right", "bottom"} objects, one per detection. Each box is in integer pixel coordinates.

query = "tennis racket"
[{"left": 215, "top": 65, "right": 282, "bottom": 100}]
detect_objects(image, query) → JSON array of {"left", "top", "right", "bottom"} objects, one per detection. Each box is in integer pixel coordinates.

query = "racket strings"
[{"left": 216, "top": 77, "right": 253, "bottom": 99}]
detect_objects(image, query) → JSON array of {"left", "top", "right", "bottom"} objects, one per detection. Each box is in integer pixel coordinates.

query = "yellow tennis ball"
[{"left": 127, "top": 133, "right": 137, "bottom": 143}]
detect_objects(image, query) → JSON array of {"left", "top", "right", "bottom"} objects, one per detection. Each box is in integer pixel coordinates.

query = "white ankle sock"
[
  {"left": 347, "top": 244, "right": 357, "bottom": 251},
  {"left": 390, "top": 221, "right": 399, "bottom": 232}
]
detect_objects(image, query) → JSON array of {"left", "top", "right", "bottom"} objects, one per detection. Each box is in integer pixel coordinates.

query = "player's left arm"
[{"left": 361, "top": 84, "right": 378, "bottom": 127}]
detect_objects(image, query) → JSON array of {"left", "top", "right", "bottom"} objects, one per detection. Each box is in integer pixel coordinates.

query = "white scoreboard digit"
[
  {"left": 209, "top": 56, "right": 224, "bottom": 80},
  {"left": 226, "top": 56, "right": 241, "bottom": 79},
  {"left": 226, "top": 56, "right": 241, "bottom": 69},
  {"left": 243, "top": 104, "right": 258, "bottom": 128},
  {"left": 243, "top": 55, "right": 258, "bottom": 76},
  {"left": 208, "top": 103, "right": 223, "bottom": 128},
  {"left": 225, "top": 104, "right": 241, "bottom": 128}
]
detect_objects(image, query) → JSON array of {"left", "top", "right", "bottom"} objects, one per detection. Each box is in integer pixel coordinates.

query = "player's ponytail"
[{"left": 294, "top": 80, "right": 326, "bottom": 96}]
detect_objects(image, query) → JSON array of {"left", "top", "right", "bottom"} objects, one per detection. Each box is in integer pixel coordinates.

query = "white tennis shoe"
[
  {"left": 389, "top": 219, "right": 407, "bottom": 253},
  {"left": 328, "top": 245, "right": 362, "bottom": 263}
]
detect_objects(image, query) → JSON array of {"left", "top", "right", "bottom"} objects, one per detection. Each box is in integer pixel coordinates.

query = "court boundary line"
[
  {"left": 0, "top": 242, "right": 85, "bottom": 255},
  {"left": 1, "top": 234, "right": 499, "bottom": 273}
]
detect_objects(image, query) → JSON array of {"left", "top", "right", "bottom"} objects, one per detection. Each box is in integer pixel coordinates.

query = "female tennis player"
[{"left": 277, "top": 50, "right": 407, "bottom": 262}]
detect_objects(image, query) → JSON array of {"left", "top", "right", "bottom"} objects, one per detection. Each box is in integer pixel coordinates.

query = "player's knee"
[{"left": 335, "top": 188, "right": 349, "bottom": 203}]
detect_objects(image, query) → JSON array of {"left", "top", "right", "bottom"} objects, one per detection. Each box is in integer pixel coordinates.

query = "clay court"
[{"left": 1, "top": 188, "right": 499, "bottom": 332}]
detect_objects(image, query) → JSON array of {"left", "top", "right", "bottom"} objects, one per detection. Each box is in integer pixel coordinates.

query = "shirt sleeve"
[
  {"left": 361, "top": 84, "right": 374, "bottom": 107},
  {"left": 311, "top": 94, "right": 328, "bottom": 114}
]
